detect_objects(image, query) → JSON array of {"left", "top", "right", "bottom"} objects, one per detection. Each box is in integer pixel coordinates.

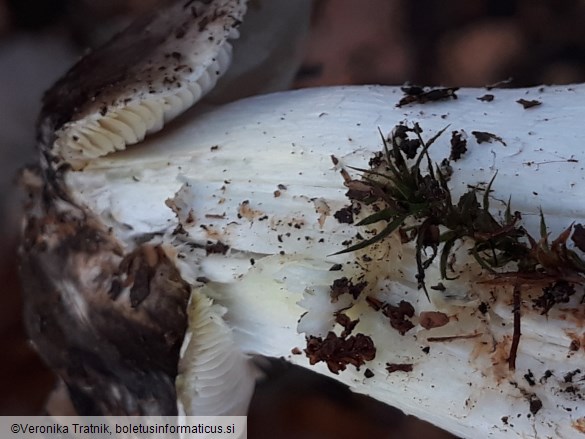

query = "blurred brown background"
[{"left": 2, "top": 0, "right": 585, "bottom": 437}]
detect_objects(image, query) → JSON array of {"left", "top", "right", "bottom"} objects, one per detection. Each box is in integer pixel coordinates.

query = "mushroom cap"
[
  {"left": 41, "top": 0, "right": 246, "bottom": 168},
  {"left": 22, "top": 0, "right": 311, "bottom": 416}
]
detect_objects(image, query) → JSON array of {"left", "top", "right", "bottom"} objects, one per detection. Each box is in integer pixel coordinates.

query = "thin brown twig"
[
  {"left": 508, "top": 285, "right": 522, "bottom": 371},
  {"left": 427, "top": 333, "right": 482, "bottom": 342}
]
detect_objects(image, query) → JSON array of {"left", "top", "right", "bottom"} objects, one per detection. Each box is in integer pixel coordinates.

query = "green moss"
[{"left": 339, "top": 123, "right": 585, "bottom": 306}]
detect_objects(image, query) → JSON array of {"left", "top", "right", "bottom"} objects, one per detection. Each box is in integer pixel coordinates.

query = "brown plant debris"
[
  {"left": 365, "top": 296, "right": 415, "bottom": 335},
  {"left": 539, "top": 370, "right": 554, "bottom": 384},
  {"left": 399, "top": 227, "right": 415, "bottom": 244},
  {"left": 397, "top": 85, "right": 459, "bottom": 107},
  {"left": 508, "top": 285, "right": 522, "bottom": 371},
  {"left": 572, "top": 224, "right": 585, "bottom": 252},
  {"left": 517, "top": 98, "right": 542, "bottom": 109},
  {"left": 365, "top": 296, "right": 384, "bottom": 311},
  {"left": 386, "top": 363, "right": 414, "bottom": 374},
  {"left": 564, "top": 369, "right": 581, "bottom": 383},
  {"left": 344, "top": 178, "right": 374, "bottom": 201},
  {"left": 477, "top": 94, "right": 495, "bottom": 102},
  {"left": 485, "top": 77, "right": 513, "bottom": 90},
  {"left": 205, "top": 240, "right": 229, "bottom": 255},
  {"left": 524, "top": 370, "right": 536, "bottom": 386},
  {"left": 330, "top": 277, "right": 367, "bottom": 302},
  {"left": 533, "top": 280, "right": 576, "bottom": 315},
  {"left": 339, "top": 122, "right": 585, "bottom": 370},
  {"left": 572, "top": 418, "right": 585, "bottom": 434},
  {"left": 238, "top": 200, "right": 262, "bottom": 220},
  {"left": 449, "top": 130, "right": 467, "bottom": 161},
  {"left": 529, "top": 394, "right": 543, "bottom": 415},
  {"left": 427, "top": 333, "right": 481, "bottom": 342},
  {"left": 419, "top": 311, "right": 450, "bottom": 330},
  {"left": 305, "top": 332, "right": 376, "bottom": 374},
  {"left": 383, "top": 301, "right": 416, "bottom": 335},
  {"left": 335, "top": 312, "right": 360, "bottom": 338},
  {"left": 334, "top": 205, "right": 354, "bottom": 224},
  {"left": 392, "top": 124, "right": 423, "bottom": 159},
  {"left": 472, "top": 130, "right": 507, "bottom": 146}
]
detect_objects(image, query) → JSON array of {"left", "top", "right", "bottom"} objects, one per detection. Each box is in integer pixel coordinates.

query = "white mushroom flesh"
[{"left": 63, "top": 85, "right": 585, "bottom": 438}]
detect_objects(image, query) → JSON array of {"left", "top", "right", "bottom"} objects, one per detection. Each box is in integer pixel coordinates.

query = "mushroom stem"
[{"left": 57, "top": 85, "right": 585, "bottom": 438}]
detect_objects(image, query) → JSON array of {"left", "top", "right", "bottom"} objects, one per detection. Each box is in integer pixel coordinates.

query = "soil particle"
[
  {"left": 477, "top": 94, "right": 495, "bottom": 102},
  {"left": 472, "top": 131, "right": 507, "bottom": 146},
  {"left": 397, "top": 85, "right": 458, "bottom": 107},
  {"left": 330, "top": 277, "right": 367, "bottom": 301},
  {"left": 334, "top": 205, "right": 354, "bottom": 224},
  {"left": 517, "top": 98, "right": 541, "bottom": 109},
  {"left": 205, "top": 240, "right": 229, "bottom": 255},
  {"left": 419, "top": 311, "right": 450, "bottom": 330},
  {"left": 386, "top": 363, "right": 413, "bottom": 374},
  {"left": 305, "top": 332, "right": 376, "bottom": 374},
  {"left": 383, "top": 301, "right": 415, "bottom": 335},
  {"left": 449, "top": 130, "right": 467, "bottom": 161}
]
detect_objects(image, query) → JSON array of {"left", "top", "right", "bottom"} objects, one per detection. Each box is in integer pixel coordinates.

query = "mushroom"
[
  {"left": 22, "top": 0, "right": 311, "bottom": 417},
  {"left": 21, "top": 1, "right": 585, "bottom": 438}
]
